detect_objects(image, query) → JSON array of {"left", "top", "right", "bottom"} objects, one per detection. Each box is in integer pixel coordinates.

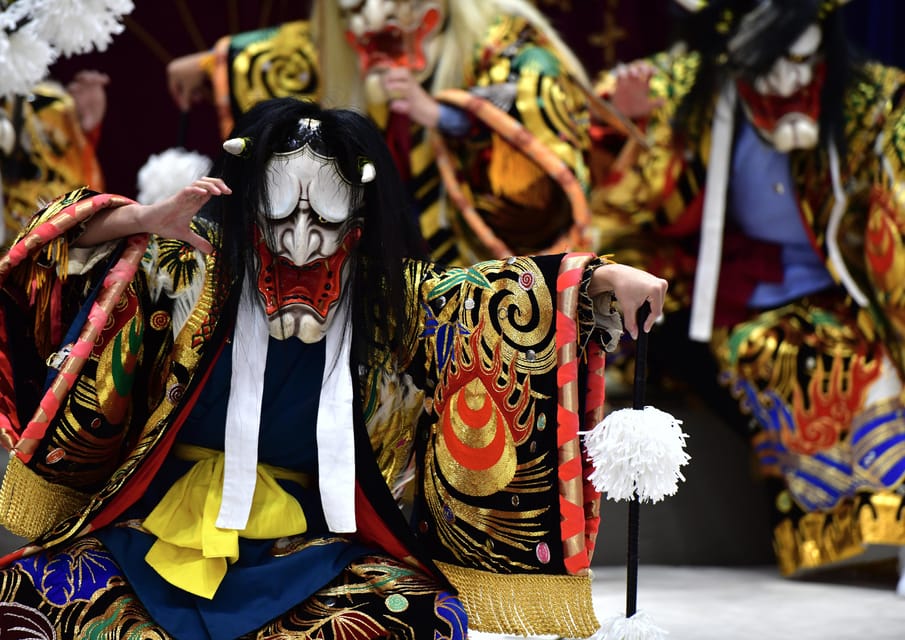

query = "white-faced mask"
[
  {"left": 254, "top": 118, "right": 364, "bottom": 343},
  {"left": 338, "top": 0, "right": 446, "bottom": 84},
  {"left": 736, "top": 24, "right": 824, "bottom": 151}
]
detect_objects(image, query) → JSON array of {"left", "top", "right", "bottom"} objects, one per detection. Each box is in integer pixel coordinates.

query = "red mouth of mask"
[
  {"left": 736, "top": 62, "right": 826, "bottom": 135},
  {"left": 344, "top": 7, "right": 441, "bottom": 75},
  {"left": 256, "top": 226, "right": 362, "bottom": 320}
]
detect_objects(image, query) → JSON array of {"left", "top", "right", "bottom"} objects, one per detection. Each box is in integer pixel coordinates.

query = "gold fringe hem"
[
  {"left": 0, "top": 455, "right": 89, "bottom": 539},
  {"left": 435, "top": 561, "right": 600, "bottom": 638}
]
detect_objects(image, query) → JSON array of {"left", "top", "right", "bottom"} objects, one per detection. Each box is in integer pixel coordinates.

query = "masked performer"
[
  {"left": 591, "top": 0, "right": 905, "bottom": 589},
  {"left": 166, "top": 0, "right": 609, "bottom": 267},
  {"left": 0, "top": 98, "right": 666, "bottom": 639}
]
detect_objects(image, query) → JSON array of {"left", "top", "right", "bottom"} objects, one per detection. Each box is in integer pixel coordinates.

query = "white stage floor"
[{"left": 473, "top": 564, "right": 905, "bottom": 640}]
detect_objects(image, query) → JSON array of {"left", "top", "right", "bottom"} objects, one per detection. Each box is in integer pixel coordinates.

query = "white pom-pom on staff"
[
  {"left": 0, "top": 27, "right": 56, "bottom": 97},
  {"left": 0, "top": 0, "right": 134, "bottom": 98},
  {"left": 592, "top": 610, "right": 669, "bottom": 640},
  {"left": 582, "top": 301, "right": 687, "bottom": 640},
  {"left": 585, "top": 405, "right": 689, "bottom": 504}
]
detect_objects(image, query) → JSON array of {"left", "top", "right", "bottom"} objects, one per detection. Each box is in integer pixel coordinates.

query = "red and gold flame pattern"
[
  {"left": 783, "top": 351, "right": 880, "bottom": 456},
  {"left": 416, "top": 257, "right": 572, "bottom": 572},
  {"left": 432, "top": 314, "right": 535, "bottom": 497}
]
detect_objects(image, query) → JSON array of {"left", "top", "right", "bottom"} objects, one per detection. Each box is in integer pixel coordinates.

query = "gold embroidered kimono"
[
  {"left": 0, "top": 189, "right": 611, "bottom": 637},
  {"left": 592, "top": 51, "right": 905, "bottom": 574}
]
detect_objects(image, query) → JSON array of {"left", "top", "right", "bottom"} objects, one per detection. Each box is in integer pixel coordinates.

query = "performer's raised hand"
[{"left": 75, "top": 177, "right": 230, "bottom": 252}]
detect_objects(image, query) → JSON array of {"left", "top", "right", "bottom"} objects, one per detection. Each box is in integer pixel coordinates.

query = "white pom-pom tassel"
[
  {"left": 584, "top": 406, "right": 690, "bottom": 503},
  {"left": 0, "top": 27, "right": 56, "bottom": 97},
  {"left": 591, "top": 610, "right": 669, "bottom": 640},
  {"left": 136, "top": 147, "right": 213, "bottom": 205},
  {"left": 28, "top": 0, "right": 134, "bottom": 57}
]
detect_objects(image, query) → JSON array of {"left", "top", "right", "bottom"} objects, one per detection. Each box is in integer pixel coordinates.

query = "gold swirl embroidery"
[
  {"left": 232, "top": 21, "right": 320, "bottom": 113},
  {"left": 419, "top": 258, "right": 555, "bottom": 570},
  {"left": 423, "top": 438, "right": 549, "bottom": 571},
  {"left": 425, "top": 257, "right": 555, "bottom": 375}
]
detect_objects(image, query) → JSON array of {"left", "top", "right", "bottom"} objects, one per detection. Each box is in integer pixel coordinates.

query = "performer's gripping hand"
[
  {"left": 167, "top": 51, "right": 212, "bottom": 112},
  {"left": 380, "top": 67, "right": 440, "bottom": 128},
  {"left": 607, "top": 60, "right": 664, "bottom": 120},
  {"left": 67, "top": 70, "right": 110, "bottom": 134},
  {"left": 589, "top": 262, "right": 667, "bottom": 340}
]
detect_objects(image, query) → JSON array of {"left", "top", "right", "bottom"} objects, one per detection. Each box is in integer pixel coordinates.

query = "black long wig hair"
[
  {"left": 202, "top": 98, "right": 429, "bottom": 359},
  {"left": 671, "top": 0, "right": 865, "bottom": 153}
]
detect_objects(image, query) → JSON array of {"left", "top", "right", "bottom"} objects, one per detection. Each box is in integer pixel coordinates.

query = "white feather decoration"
[
  {"left": 592, "top": 610, "right": 669, "bottom": 640},
  {"left": 584, "top": 406, "right": 690, "bottom": 503},
  {"left": 0, "top": 26, "right": 56, "bottom": 97},
  {"left": 136, "top": 147, "right": 213, "bottom": 205},
  {"left": 0, "top": 0, "right": 134, "bottom": 97},
  {"left": 0, "top": 2, "right": 31, "bottom": 28},
  {"left": 26, "top": 0, "right": 134, "bottom": 57}
]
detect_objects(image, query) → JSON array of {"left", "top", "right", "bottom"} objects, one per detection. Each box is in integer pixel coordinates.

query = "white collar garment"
[{"left": 216, "top": 277, "right": 357, "bottom": 533}]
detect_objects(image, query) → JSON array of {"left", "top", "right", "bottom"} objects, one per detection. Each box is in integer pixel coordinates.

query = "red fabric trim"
[
  {"left": 554, "top": 254, "right": 595, "bottom": 574},
  {"left": 353, "top": 482, "right": 432, "bottom": 577},
  {"left": 584, "top": 347, "right": 606, "bottom": 416},
  {"left": 0, "top": 193, "right": 134, "bottom": 280},
  {"left": 556, "top": 403, "right": 580, "bottom": 448},
  {"left": 0, "top": 546, "right": 28, "bottom": 567},
  {"left": 581, "top": 345, "right": 606, "bottom": 555},
  {"left": 0, "top": 307, "right": 20, "bottom": 448},
  {"left": 558, "top": 494, "right": 585, "bottom": 540},
  {"left": 558, "top": 453, "right": 582, "bottom": 485},
  {"left": 19, "top": 235, "right": 148, "bottom": 449},
  {"left": 712, "top": 227, "right": 783, "bottom": 328}
]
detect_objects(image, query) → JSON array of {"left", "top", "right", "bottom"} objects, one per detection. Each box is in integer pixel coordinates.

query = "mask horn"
[
  {"left": 360, "top": 161, "right": 376, "bottom": 183},
  {"left": 223, "top": 137, "right": 252, "bottom": 157}
]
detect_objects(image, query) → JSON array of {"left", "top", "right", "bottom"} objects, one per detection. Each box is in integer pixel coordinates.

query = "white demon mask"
[
  {"left": 338, "top": 0, "right": 447, "bottom": 86},
  {"left": 675, "top": 0, "right": 852, "bottom": 152},
  {"left": 246, "top": 118, "right": 374, "bottom": 343},
  {"left": 734, "top": 23, "right": 824, "bottom": 151}
]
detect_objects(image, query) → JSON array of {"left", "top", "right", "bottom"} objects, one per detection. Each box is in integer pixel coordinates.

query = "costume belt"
[{"left": 142, "top": 443, "right": 310, "bottom": 599}]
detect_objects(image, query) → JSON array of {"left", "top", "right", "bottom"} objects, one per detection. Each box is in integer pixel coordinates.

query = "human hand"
[
  {"left": 608, "top": 61, "right": 664, "bottom": 120},
  {"left": 67, "top": 70, "right": 110, "bottom": 133},
  {"left": 589, "top": 262, "right": 668, "bottom": 340},
  {"left": 380, "top": 66, "right": 440, "bottom": 128},
  {"left": 76, "top": 177, "right": 230, "bottom": 250},
  {"left": 167, "top": 52, "right": 211, "bottom": 112},
  {"left": 137, "top": 177, "right": 230, "bottom": 253}
]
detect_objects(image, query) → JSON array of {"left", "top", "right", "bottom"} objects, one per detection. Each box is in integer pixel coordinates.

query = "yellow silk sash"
[{"left": 143, "top": 443, "right": 310, "bottom": 599}]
